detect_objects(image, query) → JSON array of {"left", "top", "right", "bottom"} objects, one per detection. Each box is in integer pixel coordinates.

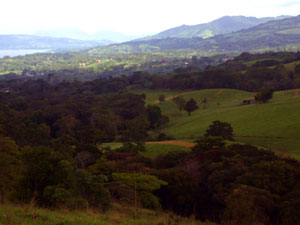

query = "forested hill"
[
  {"left": 94, "top": 15, "right": 300, "bottom": 54},
  {"left": 198, "top": 15, "right": 300, "bottom": 51},
  {"left": 143, "top": 15, "right": 290, "bottom": 40},
  {"left": 0, "top": 35, "right": 110, "bottom": 50}
]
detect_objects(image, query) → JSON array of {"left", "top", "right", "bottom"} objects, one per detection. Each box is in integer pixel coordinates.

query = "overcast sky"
[{"left": 1, "top": 0, "right": 299, "bottom": 35}]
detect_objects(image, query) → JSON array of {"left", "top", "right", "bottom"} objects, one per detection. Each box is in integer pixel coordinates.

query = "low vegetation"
[{"left": 0, "top": 203, "right": 211, "bottom": 225}]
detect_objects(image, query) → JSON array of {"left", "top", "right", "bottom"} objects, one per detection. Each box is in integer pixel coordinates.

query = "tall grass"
[{"left": 0, "top": 203, "right": 215, "bottom": 225}]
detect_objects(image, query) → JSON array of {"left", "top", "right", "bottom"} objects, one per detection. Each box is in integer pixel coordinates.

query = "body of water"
[{"left": 0, "top": 49, "right": 51, "bottom": 58}]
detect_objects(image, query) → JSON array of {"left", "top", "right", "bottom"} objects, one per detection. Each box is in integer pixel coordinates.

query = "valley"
[{"left": 1, "top": 12, "right": 300, "bottom": 225}]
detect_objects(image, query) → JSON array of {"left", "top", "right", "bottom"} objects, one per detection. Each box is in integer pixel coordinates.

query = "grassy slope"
[
  {"left": 0, "top": 204, "right": 213, "bottom": 225},
  {"left": 139, "top": 88, "right": 300, "bottom": 159},
  {"left": 99, "top": 142, "right": 191, "bottom": 159}
]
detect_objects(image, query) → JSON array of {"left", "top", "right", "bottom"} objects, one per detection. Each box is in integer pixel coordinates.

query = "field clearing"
[
  {"left": 283, "top": 59, "right": 300, "bottom": 72},
  {"left": 100, "top": 142, "right": 191, "bottom": 158},
  {"left": 141, "top": 88, "right": 300, "bottom": 159},
  {"left": 143, "top": 143, "right": 191, "bottom": 158}
]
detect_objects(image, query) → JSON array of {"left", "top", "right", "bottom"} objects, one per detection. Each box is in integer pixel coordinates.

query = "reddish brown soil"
[
  {"left": 207, "top": 89, "right": 224, "bottom": 99},
  {"left": 153, "top": 93, "right": 186, "bottom": 104},
  {"left": 235, "top": 135, "right": 285, "bottom": 139},
  {"left": 293, "top": 89, "right": 299, "bottom": 98}
]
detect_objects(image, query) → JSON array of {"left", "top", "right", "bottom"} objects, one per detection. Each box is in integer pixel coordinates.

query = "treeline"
[
  {"left": 128, "top": 52, "right": 300, "bottom": 92},
  {"left": 0, "top": 79, "right": 170, "bottom": 147},
  {"left": 4, "top": 51, "right": 299, "bottom": 92}
]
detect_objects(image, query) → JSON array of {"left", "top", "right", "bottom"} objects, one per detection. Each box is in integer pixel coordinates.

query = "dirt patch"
[
  {"left": 153, "top": 93, "right": 186, "bottom": 104},
  {"left": 207, "top": 89, "right": 224, "bottom": 99},
  {"left": 293, "top": 89, "right": 299, "bottom": 98},
  {"left": 235, "top": 135, "right": 285, "bottom": 139},
  {"left": 146, "top": 141, "right": 195, "bottom": 147}
]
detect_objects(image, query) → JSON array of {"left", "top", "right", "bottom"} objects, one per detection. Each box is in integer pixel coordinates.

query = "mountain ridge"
[
  {"left": 0, "top": 34, "right": 110, "bottom": 50},
  {"left": 93, "top": 15, "right": 300, "bottom": 54},
  {"left": 141, "top": 15, "right": 292, "bottom": 40},
  {"left": 34, "top": 29, "right": 151, "bottom": 43}
]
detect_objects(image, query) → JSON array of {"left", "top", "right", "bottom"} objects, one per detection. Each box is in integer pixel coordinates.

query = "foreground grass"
[{"left": 0, "top": 203, "right": 214, "bottom": 225}]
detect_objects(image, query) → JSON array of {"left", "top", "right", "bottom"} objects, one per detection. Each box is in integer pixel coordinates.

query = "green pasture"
[
  {"left": 141, "top": 88, "right": 300, "bottom": 159},
  {"left": 131, "top": 89, "right": 183, "bottom": 105},
  {"left": 99, "top": 142, "right": 191, "bottom": 159}
]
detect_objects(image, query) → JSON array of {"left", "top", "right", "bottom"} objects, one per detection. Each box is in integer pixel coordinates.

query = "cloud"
[
  {"left": 0, "top": 0, "right": 299, "bottom": 35},
  {"left": 281, "top": 1, "right": 300, "bottom": 7}
]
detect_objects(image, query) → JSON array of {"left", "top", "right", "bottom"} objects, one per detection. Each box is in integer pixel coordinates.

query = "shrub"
[{"left": 205, "top": 120, "right": 234, "bottom": 140}]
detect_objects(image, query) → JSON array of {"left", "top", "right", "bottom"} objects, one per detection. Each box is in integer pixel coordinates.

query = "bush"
[
  {"left": 192, "top": 137, "right": 225, "bottom": 152},
  {"left": 155, "top": 150, "right": 188, "bottom": 169},
  {"left": 205, "top": 121, "right": 234, "bottom": 140},
  {"left": 255, "top": 88, "right": 274, "bottom": 103}
]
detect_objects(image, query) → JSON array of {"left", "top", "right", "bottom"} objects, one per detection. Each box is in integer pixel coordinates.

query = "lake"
[{"left": 0, "top": 49, "right": 52, "bottom": 58}]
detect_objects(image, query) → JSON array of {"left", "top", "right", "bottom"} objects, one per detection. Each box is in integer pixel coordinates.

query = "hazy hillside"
[
  {"left": 35, "top": 29, "right": 149, "bottom": 43},
  {"left": 93, "top": 15, "right": 300, "bottom": 54},
  {"left": 142, "top": 15, "right": 291, "bottom": 40},
  {"left": 199, "top": 15, "right": 300, "bottom": 51},
  {"left": 0, "top": 34, "right": 109, "bottom": 50},
  {"left": 34, "top": 28, "right": 92, "bottom": 40}
]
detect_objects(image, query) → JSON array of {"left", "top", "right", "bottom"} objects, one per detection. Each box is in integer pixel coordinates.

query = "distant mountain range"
[
  {"left": 34, "top": 29, "right": 150, "bottom": 43},
  {"left": 142, "top": 15, "right": 292, "bottom": 40},
  {"left": 92, "top": 15, "right": 300, "bottom": 54},
  {"left": 1, "top": 15, "right": 299, "bottom": 53},
  {"left": 197, "top": 15, "right": 300, "bottom": 52},
  {"left": 0, "top": 35, "right": 110, "bottom": 50}
]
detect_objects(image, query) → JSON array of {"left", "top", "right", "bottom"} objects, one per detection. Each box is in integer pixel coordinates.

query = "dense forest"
[{"left": 1, "top": 51, "right": 300, "bottom": 224}]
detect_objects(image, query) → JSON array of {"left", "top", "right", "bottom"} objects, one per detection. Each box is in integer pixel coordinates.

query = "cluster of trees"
[
  {"left": 152, "top": 122, "right": 300, "bottom": 224},
  {"left": 0, "top": 77, "right": 172, "bottom": 211},
  {"left": 158, "top": 95, "right": 200, "bottom": 116},
  {"left": 2, "top": 86, "right": 171, "bottom": 148},
  {"left": 131, "top": 65, "right": 299, "bottom": 92}
]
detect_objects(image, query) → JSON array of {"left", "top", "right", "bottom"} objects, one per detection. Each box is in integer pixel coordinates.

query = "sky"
[{"left": 0, "top": 0, "right": 299, "bottom": 35}]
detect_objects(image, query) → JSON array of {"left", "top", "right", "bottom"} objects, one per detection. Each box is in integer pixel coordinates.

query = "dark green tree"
[
  {"left": 75, "top": 169, "right": 110, "bottom": 211},
  {"left": 158, "top": 94, "right": 165, "bottom": 103},
  {"left": 112, "top": 173, "right": 167, "bottom": 209},
  {"left": 146, "top": 105, "right": 163, "bottom": 129},
  {"left": 192, "top": 136, "right": 225, "bottom": 152},
  {"left": 122, "top": 116, "right": 149, "bottom": 141},
  {"left": 16, "top": 146, "right": 76, "bottom": 206},
  {"left": 116, "top": 142, "right": 146, "bottom": 154},
  {"left": 205, "top": 120, "right": 234, "bottom": 140},
  {"left": 223, "top": 185, "right": 276, "bottom": 225},
  {"left": 202, "top": 97, "right": 207, "bottom": 110},
  {"left": 172, "top": 96, "right": 186, "bottom": 111},
  {"left": 294, "top": 63, "right": 300, "bottom": 74},
  {"left": 255, "top": 88, "right": 274, "bottom": 103},
  {"left": 184, "top": 98, "right": 199, "bottom": 116},
  {"left": 0, "top": 136, "right": 20, "bottom": 204}
]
